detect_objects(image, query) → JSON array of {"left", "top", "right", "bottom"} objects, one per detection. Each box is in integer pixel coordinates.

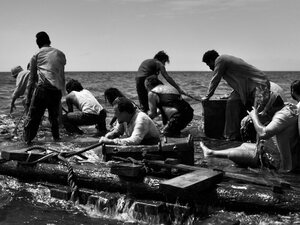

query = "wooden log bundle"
[{"left": 0, "top": 160, "right": 300, "bottom": 213}]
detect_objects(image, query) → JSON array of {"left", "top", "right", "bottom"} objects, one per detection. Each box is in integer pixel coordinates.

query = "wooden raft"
[{"left": 102, "top": 135, "right": 194, "bottom": 165}]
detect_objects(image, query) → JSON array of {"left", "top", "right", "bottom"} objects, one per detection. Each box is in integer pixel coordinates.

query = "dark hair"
[
  {"left": 291, "top": 80, "right": 300, "bottom": 100},
  {"left": 104, "top": 88, "right": 126, "bottom": 105},
  {"left": 66, "top": 79, "right": 83, "bottom": 93},
  {"left": 202, "top": 50, "right": 219, "bottom": 63},
  {"left": 36, "top": 31, "right": 51, "bottom": 48},
  {"left": 144, "top": 76, "right": 163, "bottom": 91},
  {"left": 115, "top": 97, "right": 135, "bottom": 114},
  {"left": 154, "top": 51, "right": 170, "bottom": 64},
  {"left": 27, "top": 63, "right": 30, "bottom": 70}
]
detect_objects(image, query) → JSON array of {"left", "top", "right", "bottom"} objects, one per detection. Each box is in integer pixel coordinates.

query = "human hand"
[
  {"left": 10, "top": 103, "right": 16, "bottom": 114},
  {"left": 201, "top": 96, "right": 209, "bottom": 101},
  {"left": 99, "top": 136, "right": 110, "bottom": 144},
  {"left": 247, "top": 107, "right": 257, "bottom": 119}
]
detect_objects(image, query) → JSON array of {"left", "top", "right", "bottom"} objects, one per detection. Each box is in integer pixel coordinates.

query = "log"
[
  {"left": 102, "top": 136, "right": 194, "bottom": 165},
  {"left": 1, "top": 160, "right": 300, "bottom": 213}
]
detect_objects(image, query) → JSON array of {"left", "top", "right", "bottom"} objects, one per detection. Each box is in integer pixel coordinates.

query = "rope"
[{"left": 58, "top": 153, "right": 79, "bottom": 202}]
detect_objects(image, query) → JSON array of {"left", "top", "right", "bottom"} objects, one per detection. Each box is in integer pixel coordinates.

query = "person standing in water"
[
  {"left": 24, "top": 31, "right": 66, "bottom": 144},
  {"left": 202, "top": 50, "right": 270, "bottom": 141},
  {"left": 10, "top": 64, "right": 31, "bottom": 114},
  {"left": 136, "top": 51, "right": 186, "bottom": 112}
]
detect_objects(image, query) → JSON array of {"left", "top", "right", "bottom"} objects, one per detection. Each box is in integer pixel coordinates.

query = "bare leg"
[
  {"left": 200, "top": 141, "right": 259, "bottom": 168},
  {"left": 200, "top": 141, "right": 233, "bottom": 158}
]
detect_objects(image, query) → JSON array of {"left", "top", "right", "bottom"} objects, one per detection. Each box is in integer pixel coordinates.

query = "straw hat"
[{"left": 11, "top": 65, "right": 23, "bottom": 78}]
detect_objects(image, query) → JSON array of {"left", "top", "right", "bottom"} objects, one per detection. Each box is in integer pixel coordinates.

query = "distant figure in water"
[
  {"left": 10, "top": 64, "right": 31, "bottom": 114},
  {"left": 99, "top": 97, "right": 160, "bottom": 145},
  {"left": 136, "top": 50, "right": 186, "bottom": 112},
  {"left": 63, "top": 79, "right": 107, "bottom": 136},
  {"left": 201, "top": 80, "right": 300, "bottom": 173},
  {"left": 24, "top": 31, "right": 66, "bottom": 144},
  {"left": 145, "top": 76, "right": 193, "bottom": 137},
  {"left": 202, "top": 50, "right": 270, "bottom": 141}
]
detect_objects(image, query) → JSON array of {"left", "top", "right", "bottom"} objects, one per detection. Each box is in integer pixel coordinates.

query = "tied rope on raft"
[{"left": 11, "top": 143, "right": 103, "bottom": 202}]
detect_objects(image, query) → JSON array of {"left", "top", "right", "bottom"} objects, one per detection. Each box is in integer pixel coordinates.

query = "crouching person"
[
  {"left": 144, "top": 76, "right": 193, "bottom": 137},
  {"left": 99, "top": 97, "right": 160, "bottom": 145},
  {"left": 63, "top": 79, "right": 107, "bottom": 135}
]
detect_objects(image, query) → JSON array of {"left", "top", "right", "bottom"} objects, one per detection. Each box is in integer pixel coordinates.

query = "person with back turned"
[
  {"left": 24, "top": 31, "right": 66, "bottom": 144},
  {"left": 136, "top": 51, "right": 186, "bottom": 112},
  {"left": 10, "top": 64, "right": 31, "bottom": 114},
  {"left": 202, "top": 50, "right": 270, "bottom": 141}
]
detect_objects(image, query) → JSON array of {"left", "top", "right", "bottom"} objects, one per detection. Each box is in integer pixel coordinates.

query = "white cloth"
[
  {"left": 106, "top": 110, "right": 160, "bottom": 145},
  {"left": 73, "top": 89, "right": 103, "bottom": 115}
]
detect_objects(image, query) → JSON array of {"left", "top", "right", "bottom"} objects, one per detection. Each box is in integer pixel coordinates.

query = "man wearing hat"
[
  {"left": 10, "top": 64, "right": 31, "bottom": 114},
  {"left": 24, "top": 31, "right": 66, "bottom": 144}
]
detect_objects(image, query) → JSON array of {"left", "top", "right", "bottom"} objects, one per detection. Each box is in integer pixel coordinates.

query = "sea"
[{"left": 0, "top": 71, "right": 300, "bottom": 225}]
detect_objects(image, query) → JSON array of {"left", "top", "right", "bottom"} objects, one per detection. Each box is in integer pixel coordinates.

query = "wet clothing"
[
  {"left": 240, "top": 82, "right": 286, "bottom": 142},
  {"left": 63, "top": 89, "right": 106, "bottom": 134},
  {"left": 264, "top": 103, "right": 300, "bottom": 171},
  {"left": 106, "top": 110, "right": 160, "bottom": 145},
  {"left": 206, "top": 55, "right": 270, "bottom": 105},
  {"left": 12, "top": 70, "right": 30, "bottom": 101},
  {"left": 23, "top": 84, "right": 62, "bottom": 142},
  {"left": 150, "top": 89, "right": 194, "bottom": 136},
  {"left": 136, "top": 59, "right": 163, "bottom": 112},
  {"left": 28, "top": 46, "right": 67, "bottom": 96},
  {"left": 205, "top": 55, "right": 270, "bottom": 140},
  {"left": 24, "top": 46, "right": 66, "bottom": 144},
  {"left": 62, "top": 109, "right": 107, "bottom": 135}
]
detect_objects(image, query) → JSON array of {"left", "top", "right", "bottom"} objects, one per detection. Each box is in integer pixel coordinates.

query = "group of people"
[
  {"left": 10, "top": 31, "right": 300, "bottom": 173},
  {"left": 10, "top": 31, "right": 193, "bottom": 147}
]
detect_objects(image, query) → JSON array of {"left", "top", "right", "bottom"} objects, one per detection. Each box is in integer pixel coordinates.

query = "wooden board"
[
  {"left": 160, "top": 169, "right": 223, "bottom": 197},
  {"left": 110, "top": 163, "right": 144, "bottom": 177}
]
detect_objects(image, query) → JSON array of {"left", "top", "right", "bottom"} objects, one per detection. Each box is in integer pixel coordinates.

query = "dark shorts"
[{"left": 162, "top": 105, "right": 194, "bottom": 136}]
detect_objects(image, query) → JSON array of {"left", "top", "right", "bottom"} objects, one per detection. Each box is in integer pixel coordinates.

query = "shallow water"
[{"left": 1, "top": 71, "right": 300, "bottom": 224}]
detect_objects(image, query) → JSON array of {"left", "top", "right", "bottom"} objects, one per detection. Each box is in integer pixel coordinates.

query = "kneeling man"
[{"left": 145, "top": 76, "right": 193, "bottom": 137}]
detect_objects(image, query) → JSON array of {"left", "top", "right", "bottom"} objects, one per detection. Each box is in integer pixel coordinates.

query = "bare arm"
[
  {"left": 65, "top": 93, "right": 75, "bottom": 112},
  {"left": 160, "top": 66, "right": 184, "bottom": 94},
  {"left": 148, "top": 92, "right": 159, "bottom": 119},
  {"left": 248, "top": 107, "right": 268, "bottom": 138}
]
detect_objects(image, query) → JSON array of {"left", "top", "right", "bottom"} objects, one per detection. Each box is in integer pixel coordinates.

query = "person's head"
[
  {"left": 66, "top": 79, "right": 83, "bottom": 93},
  {"left": 202, "top": 50, "right": 219, "bottom": 71},
  {"left": 104, "top": 88, "right": 125, "bottom": 105},
  {"left": 144, "top": 76, "right": 163, "bottom": 92},
  {"left": 11, "top": 65, "right": 23, "bottom": 78},
  {"left": 291, "top": 80, "right": 300, "bottom": 102},
  {"left": 254, "top": 84, "right": 271, "bottom": 112},
  {"left": 36, "top": 31, "right": 51, "bottom": 48},
  {"left": 154, "top": 51, "right": 169, "bottom": 65},
  {"left": 113, "top": 97, "right": 136, "bottom": 123}
]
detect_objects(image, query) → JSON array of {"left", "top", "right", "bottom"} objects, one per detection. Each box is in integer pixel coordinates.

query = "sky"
[{"left": 1, "top": 0, "right": 300, "bottom": 72}]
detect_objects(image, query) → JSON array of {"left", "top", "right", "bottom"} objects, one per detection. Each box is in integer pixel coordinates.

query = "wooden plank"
[
  {"left": 160, "top": 169, "right": 223, "bottom": 196},
  {"left": 110, "top": 162, "right": 145, "bottom": 178},
  {"left": 1, "top": 150, "right": 47, "bottom": 162},
  {"left": 102, "top": 136, "right": 194, "bottom": 165}
]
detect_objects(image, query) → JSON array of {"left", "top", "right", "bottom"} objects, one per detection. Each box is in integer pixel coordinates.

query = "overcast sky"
[{"left": 1, "top": 0, "right": 299, "bottom": 71}]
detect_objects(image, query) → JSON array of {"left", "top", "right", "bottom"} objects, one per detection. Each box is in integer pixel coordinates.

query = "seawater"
[{"left": 0, "top": 71, "right": 300, "bottom": 225}]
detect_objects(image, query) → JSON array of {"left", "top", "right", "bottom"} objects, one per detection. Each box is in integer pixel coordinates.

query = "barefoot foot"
[{"left": 200, "top": 141, "right": 213, "bottom": 158}]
